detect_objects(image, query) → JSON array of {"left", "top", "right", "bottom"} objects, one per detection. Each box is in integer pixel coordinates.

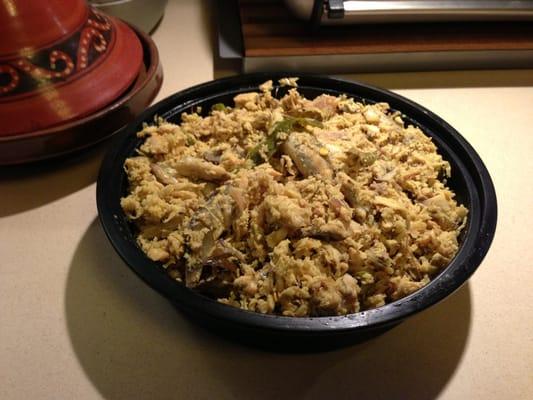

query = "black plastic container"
[{"left": 97, "top": 73, "right": 497, "bottom": 351}]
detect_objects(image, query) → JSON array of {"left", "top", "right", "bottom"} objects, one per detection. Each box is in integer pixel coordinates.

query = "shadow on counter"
[
  {"left": 66, "top": 219, "right": 472, "bottom": 400},
  {"left": 0, "top": 141, "right": 108, "bottom": 218}
]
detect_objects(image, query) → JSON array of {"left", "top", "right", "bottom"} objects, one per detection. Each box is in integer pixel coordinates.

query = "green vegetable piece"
[
  {"left": 247, "top": 116, "right": 323, "bottom": 165},
  {"left": 211, "top": 103, "right": 228, "bottom": 112},
  {"left": 360, "top": 152, "right": 377, "bottom": 166},
  {"left": 248, "top": 118, "right": 294, "bottom": 164},
  {"left": 347, "top": 148, "right": 377, "bottom": 168}
]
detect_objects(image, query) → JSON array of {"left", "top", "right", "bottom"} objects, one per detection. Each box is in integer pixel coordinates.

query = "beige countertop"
[{"left": 1, "top": 1, "right": 532, "bottom": 399}]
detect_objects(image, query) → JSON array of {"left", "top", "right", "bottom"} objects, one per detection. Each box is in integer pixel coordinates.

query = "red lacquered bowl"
[
  {"left": 0, "top": 26, "right": 162, "bottom": 165},
  {"left": 0, "top": 0, "right": 143, "bottom": 136}
]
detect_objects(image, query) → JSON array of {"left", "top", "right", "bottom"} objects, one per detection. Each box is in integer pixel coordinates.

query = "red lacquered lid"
[
  {"left": 0, "top": 0, "right": 88, "bottom": 56},
  {"left": 0, "top": 1, "right": 143, "bottom": 136}
]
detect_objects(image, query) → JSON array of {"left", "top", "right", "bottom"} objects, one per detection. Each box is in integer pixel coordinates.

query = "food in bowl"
[{"left": 120, "top": 78, "right": 468, "bottom": 317}]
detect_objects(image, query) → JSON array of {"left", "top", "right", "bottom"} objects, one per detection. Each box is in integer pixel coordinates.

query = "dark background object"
[
  {"left": 97, "top": 73, "right": 497, "bottom": 351},
  {"left": 217, "top": 0, "right": 243, "bottom": 60},
  {"left": 222, "top": 0, "right": 533, "bottom": 72}
]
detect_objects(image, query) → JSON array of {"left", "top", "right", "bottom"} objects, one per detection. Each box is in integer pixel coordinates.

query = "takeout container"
[
  {"left": 0, "top": 0, "right": 163, "bottom": 164},
  {"left": 97, "top": 73, "right": 497, "bottom": 351}
]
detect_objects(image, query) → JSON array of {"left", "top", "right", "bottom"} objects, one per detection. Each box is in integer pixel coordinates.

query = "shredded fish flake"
[{"left": 121, "top": 80, "right": 468, "bottom": 317}]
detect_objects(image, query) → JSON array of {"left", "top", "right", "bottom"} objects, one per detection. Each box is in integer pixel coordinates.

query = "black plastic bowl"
[{"left": 97, "top": 73, "right": 497, "bottom": 351}]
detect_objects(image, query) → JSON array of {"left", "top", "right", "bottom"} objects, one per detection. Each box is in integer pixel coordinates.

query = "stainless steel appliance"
[
  {"left": 285, "top": 0, "right": 533, "bottom": 25},
  {"left": 89, "top": 0, "right": 168, "bottom": 33}
]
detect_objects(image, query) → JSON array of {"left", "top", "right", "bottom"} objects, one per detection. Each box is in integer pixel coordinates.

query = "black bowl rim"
[{"left": 97, "top": 72, "right": 497, "bottom": 335}]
